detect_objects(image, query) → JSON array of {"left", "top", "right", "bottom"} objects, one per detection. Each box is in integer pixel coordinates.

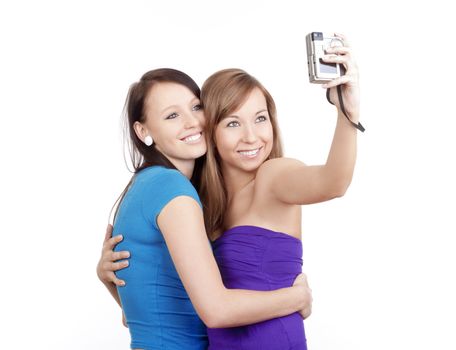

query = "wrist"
[
  {"left": 337, "top": 109, "right": 364, "bottom": 132},
  {"left": 338, "top": 109, "right": 359, "bottom": 123},
  {"left": 331, "top": 86, "right": 364, "bottom": 132},
  {"left": 292, "top": 285, "right": 308, "bottom": 310}
]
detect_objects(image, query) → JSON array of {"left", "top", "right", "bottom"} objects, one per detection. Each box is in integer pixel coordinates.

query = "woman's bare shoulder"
[{"left": 256, "top": 157, "right": 306, "bottom": 180}]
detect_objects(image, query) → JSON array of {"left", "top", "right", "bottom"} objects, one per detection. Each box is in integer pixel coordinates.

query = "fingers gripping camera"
[{"left": 306, "top": 32, "right": 345, "bottom": 83}]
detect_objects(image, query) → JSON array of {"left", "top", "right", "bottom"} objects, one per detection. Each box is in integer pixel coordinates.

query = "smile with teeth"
[
  {"left": 182, "top": 133, "right": 202, "bottom": 143},
  {"left": 238, "top": 147, "right": 261, "bottom": 157}
]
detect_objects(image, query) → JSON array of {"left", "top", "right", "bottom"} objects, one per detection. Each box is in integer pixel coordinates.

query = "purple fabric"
[{"left": 208, "top": 225, "right": 307, "bottom": 350}]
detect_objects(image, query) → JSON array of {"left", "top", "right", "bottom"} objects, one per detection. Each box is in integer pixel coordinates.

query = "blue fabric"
[{"left": 113, "top": 166, "right": 208, "bottom": 350}]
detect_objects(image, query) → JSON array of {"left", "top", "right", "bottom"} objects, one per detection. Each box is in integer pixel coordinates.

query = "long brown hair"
[
  {"left": 199, "top": 69, "right": 283, "bottom": 239},
  {"left": 111, "top": 68, "right": 204, "bottom": 223}
]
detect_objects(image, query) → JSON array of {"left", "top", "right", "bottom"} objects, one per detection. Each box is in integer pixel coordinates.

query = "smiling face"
[
  {"left": 134, "top": 82, "right": 207, "bottom": 170},
  {"left": 215, "top": 87, "right": 274, "bottom": 174},
  {"left": 199, "top": 69, "right": 283, "bottom": 236}
]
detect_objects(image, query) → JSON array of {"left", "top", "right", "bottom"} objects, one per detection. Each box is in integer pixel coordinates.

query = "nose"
[
  {"left": 242, "top": 124, "right": 257, "bottom": 144},
  {"left": 183, "top": 111, "right": 201, "bottom": 129}
]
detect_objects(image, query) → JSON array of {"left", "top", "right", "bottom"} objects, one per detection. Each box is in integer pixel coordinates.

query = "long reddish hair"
[{"left": 199, "top": 69, "right": 283, "bottom": 239}]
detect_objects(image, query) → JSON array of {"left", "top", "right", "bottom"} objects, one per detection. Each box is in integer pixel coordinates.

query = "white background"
[{"left": 1, "top": 1, "right": 455, "bottom": 349}]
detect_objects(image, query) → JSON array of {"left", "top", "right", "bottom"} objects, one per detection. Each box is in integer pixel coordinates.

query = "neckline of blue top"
[{"left": 214, "top": 225, "right": 302, "bottom": 244}]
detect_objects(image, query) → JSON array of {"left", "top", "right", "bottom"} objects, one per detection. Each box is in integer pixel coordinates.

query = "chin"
[
  {"left": 238, "top": 159, "right": 264, "bottom": 173},
  {"left": 237, "top": 152, "right": 270, "bottom": 172},
  {"left": 188, "top": 145, "right": 207, "bottom": 159}
]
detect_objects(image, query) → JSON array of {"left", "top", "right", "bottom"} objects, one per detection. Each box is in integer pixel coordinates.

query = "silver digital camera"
[{"left": 306, "top": 32, "right": 344, "bottom": 83}]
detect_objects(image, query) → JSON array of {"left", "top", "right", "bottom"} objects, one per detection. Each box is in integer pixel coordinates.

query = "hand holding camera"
[{"left": 306, "top": 32, "right": 363, "bottom": 131}]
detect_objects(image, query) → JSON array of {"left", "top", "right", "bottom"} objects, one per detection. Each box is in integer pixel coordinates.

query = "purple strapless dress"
[{"left": 208, "top": 225, "right": 307, "bottom": 350}]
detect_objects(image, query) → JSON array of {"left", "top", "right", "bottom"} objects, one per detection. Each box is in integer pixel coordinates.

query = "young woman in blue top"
[{"left": 97, "top": 68, "right": 312, "bottom": 350}]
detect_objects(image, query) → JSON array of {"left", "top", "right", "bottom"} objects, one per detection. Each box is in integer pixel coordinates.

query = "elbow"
[
  {"left": 198, "top": 294, "right": 234, "bottom": 328},
  {"left": 205, "top": 316, "right": 224, "bottom": 329},
  {"left": 196, "top": 295, "right": 230, "bottom": 328},
  {"left": 322, "top": 166, "right": 354, "bottom": 200},
  {"left": 333, "top": 184, "right": 349, "bottom": 198},
  {"left": 200, "top": 309, "right": 229, "bottom": 329},
  {"left": 329, "top": 178, "right": 352, "bottom": 199},
  {"left": 195, "top": 290, "right": 240, "bottom": 328}
]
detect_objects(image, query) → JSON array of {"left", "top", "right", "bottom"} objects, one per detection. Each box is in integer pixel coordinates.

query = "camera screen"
[{"left": 319, "top": 59, "right": 337, "bottom": 74}]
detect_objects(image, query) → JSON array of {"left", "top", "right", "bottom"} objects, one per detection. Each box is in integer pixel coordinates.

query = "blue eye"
[
  {"left": 256, "top": 115, "right": 267, "bottom": 122},
  {"left": 166, "top": 112, "right": 179, "bottom": 120},
  {"left": 227, "top": 121, "right": 240, "bottom": 127},
  {"left": 192, "top": 104, "right": 202, "bottom": 111}
]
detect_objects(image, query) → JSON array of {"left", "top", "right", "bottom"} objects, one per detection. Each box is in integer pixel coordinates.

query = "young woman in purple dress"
[{"left": 199, "top": 34, "right": 360, "bottom": 347}]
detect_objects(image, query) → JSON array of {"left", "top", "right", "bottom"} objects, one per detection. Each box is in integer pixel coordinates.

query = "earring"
[{"left": 144, "top": 135, "right": 153, "bottom": 146}]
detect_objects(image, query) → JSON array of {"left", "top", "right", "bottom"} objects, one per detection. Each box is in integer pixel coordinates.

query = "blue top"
[
  {"left": 113, "top": 166, "right": 208, "bottom": 350},
  {"left": 208, "top": 225, "right": 307, "bottom": 350}
]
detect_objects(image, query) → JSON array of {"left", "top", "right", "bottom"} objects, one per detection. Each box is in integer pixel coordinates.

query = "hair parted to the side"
[
  {"left": 111, "top": 68, "right": 204, "bottom": 223},
  {"left": 199, "top": 68, "right": 283, "bottom": 239}
]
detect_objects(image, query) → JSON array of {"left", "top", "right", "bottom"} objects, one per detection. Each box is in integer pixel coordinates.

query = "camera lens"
[{"left": 330, "top": 38, "right": 344, "bottom": 47}]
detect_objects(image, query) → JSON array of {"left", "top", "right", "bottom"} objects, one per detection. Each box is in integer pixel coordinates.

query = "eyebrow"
[
  {"left": 224, "top": 109, "right": 268, "bottom": 120},
  {"left": 160, "top": 105, "right": 179, "bottom": 115},
  {"left": 159, "top": 98, "right": 200, "bottom": 115}
]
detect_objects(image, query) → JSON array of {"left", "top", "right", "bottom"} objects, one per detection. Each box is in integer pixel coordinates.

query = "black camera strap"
[{"left": 326, "top": 85, "right": 365, "bottom": 132}]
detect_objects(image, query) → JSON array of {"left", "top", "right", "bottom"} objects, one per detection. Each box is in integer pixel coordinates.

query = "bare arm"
[
  {"left": 158, "top": 196, "right": 312, "bottom": 328},
  {"left": 259, "top": 33, "right": 359, "bottom": 205}
]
